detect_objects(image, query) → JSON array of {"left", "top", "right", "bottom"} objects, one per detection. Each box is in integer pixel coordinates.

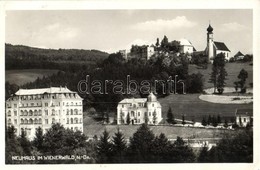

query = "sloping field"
[
  {"left": 5, "top": 69, "right": 59, "bottom": 86},
  {"left": 158, "top": 93, "right": 252, "bottom": 122},
  {"left": 189, "top": 62, "right": 253, "bottom": 89}
]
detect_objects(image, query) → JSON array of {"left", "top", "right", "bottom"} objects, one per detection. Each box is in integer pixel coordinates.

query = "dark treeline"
[
  {"left": 6, "top": 123, "right": 253, "bottom": 164},
  {"left": 5, "top": 43, "right": 109, "bottom": 70},
  {"left": 7, "top": 52, "right": 204, "bottom": 112}
]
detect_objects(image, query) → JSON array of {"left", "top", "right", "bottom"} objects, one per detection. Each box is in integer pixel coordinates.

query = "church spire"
[{"left": 207, "top": 22, "right": 213, "bottom": 33}]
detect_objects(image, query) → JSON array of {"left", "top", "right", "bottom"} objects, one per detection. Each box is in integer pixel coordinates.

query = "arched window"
[
  {"left": 24, "top": 119, "right": 28, "bottom": 124},
  {"left": 34, "top": 118, "right": 38, "bottom": 124},
  {"left": 8, "top": 111, "right": 11, "bottom": 116},
  {"left": 52, "top": 109, "right": 55, "bottom": 115},
  {"left": 74, "top": 109, "right": 78, "bottom": 115},
  {"left": 34, "top": 110, "right": 38, "bottom": 116},
  {"left": 39, "top": 110, "right": 42, "bottom": 116},
  {"left": 52, "top": 118, "right": 55, "bottom": 124},
  {"left": 21, "top": 118, "right": 24, "bottom": 124},
  {"left": 29, "top": 118, "right": 33, "bottom": 124},
  {"left": 24, "top": 110, "right": 28, "bottom": 116},
  {"left": 74, "top": 118, "right": 78, "bottom": 124},
  {"left": 67, "top": 118, "right": 69, "bottom": 124},
  {"left": 29, "top": 110, "right": 33, "bottom": 116},
  {"left": 39, "top": 118, "right": 42, "bottom": 124},
  {"left": 70, "top": 109, "right": 73, "bottom": 115},
  {"left": 67, "top": 109, "right": 69, "bottom": 115},
  {"left": 70, "top": 118, "right": 73, "bottom": 124},
  {"left": 20, "top": 110, "right": 24, "bottom": 116},
  {"left": 8, "top": 119, "right": 12, "bottom": 124}
]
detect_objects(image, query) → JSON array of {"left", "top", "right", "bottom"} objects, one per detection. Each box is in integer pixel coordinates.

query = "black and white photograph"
[{"left": 1, "top": 0, "right": 260, "bottom": 169}]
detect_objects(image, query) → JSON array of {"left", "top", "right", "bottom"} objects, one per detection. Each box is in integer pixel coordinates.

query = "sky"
[{"left": 5, "top": 10, "right": 252, "bottom": 56}]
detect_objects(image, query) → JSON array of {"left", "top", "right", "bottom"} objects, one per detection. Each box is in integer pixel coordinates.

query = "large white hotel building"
[{"left": 5, "top": 87, "right": 83, "bottom": 140}]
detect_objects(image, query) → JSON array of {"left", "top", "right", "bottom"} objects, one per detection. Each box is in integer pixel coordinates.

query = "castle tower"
[{"left": 206, "top": 24, "right": 214, "bottom": 63}]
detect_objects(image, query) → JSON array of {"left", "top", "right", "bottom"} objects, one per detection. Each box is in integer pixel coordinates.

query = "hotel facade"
[{"left": 6, "top": 87, "right": 83, "bottom": 140}]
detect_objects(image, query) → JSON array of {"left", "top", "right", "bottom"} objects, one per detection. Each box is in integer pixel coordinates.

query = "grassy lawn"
[
  {"left": 83, "top": 117, "right": 235, "bottom": 140},
  {"left": 189, "top": 62, "right": 253, "bottom": 89},
  {"left": 158, "top": 93, "right": 253, "bottom": 122},
  {"left": 5, "top": 69, "right": 59, "bottom": 86}
]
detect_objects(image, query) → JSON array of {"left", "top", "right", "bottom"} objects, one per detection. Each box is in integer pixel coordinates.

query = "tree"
[
  {"left": 212, "top": 115, "right": 218, "bottom": 127},
  {"left": 209, "top": 53, "right": 227, "bottom": 94},
  {"left": 224, "top": 119, "right": 229, "bottom": 128},
  {"left": 96, "top": 130, "right": 113, "bottom": 163},
  {"left": 111, "top": 128, "right": 127, "bottom": 163},
  {"left": 128, "top": 124, "right": 155, "bottom": 162},
  {"left": 206, "top": 129, "right": 253, "bottom": 162},
  {"left": 32, "top": 127, "right": 44, "bottom": 152},
  {"left": 160, "top": 35, "right": 169, "bottom": 51},
  {"left": 18, "top": 129, "right": 32, "bottom": 156},
  {"left": 197, "top": 144, "right": 209, "bottom": 162},
  {"left": 155, "top": 38, "right": 160, "bottom": 47},
  {"left": 202, "top": 117, "right": 207, "bottom": 126},
  {"left": 237, "top": 69, "right": 248, "bottom": 93},
  {"left": 207, "top": 115, "right": 212, "bottom": 126},
  {"left": 182, "top": 115, "right": 186, "bottom": 125},
  {"left": 6, "top": 126, "right": 24, "bottom": 164},
  {"left": 169, "top": 136, "right": 196, "bottom": 162},
  {"left": 150, "top": 133, "right": 171, "bottom": 162},
  {"left": 167, "top": 107, "right": 173, "bottom": 124},
  {"left": 41, "top": 123, "right": 87, "bottom": 159},
  {"left": 217, "top": 114, "right": 221, "bottom": 124},
  {"left": 126, "top": 113, "right": 131, "bottom": 125}
]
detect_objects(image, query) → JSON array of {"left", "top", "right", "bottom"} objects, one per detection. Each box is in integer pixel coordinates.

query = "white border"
[{"left": 0, "top": 0, "right": 259, "bottom": 170}]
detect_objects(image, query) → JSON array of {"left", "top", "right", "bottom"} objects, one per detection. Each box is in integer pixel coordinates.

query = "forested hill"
[{"left": 5, "top": 43, "right": 109, "bottom": 70}]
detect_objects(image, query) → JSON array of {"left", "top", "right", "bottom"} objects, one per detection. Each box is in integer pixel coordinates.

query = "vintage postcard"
[{"left": 1, "top": 0, "right": 259, "bottom": 170}]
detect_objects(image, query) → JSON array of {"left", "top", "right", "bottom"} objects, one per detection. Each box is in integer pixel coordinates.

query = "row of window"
[
  {"left": 16, "top": 126, "right": 83, "bottom": 136},
  {"left": 7, "top": 101, "right": 82, "bottom": 108},
  {"left": 120, "top": 111, "right": 156, "bottom": 117},
  {"left": 7, "top": 109, "right": 82, "bottom": 117},
  {"left": 7, "top": 117, "right": 83, "bottom": 125},
  {"left": 9, "top": 93, "right": 79, "bottom": 101},
  {"left": 121, "top": 103, "right": 155, "bottom": 108}
]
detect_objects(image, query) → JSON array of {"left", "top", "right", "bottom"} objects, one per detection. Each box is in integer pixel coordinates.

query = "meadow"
[
  {"left": 5, "top": 69, "right": 59, "bottom": 86},
  {"left": 189, "top": 62, "right": 253, "bottom": 88}
]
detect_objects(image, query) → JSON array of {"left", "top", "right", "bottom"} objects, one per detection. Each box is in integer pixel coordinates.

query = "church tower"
[{"left": 206, "top": 24, "right": 214, "bottom": 63}]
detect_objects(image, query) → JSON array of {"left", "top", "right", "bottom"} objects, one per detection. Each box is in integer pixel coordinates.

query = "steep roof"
[
  {"left": 235, "top": 109, "right": 253, "bottom": 117},
  {"left": 178, "top": 38, "right": 193, "bottom": 46},
  {"left": 234, "top": 51, "right": 244, "bottom": 57},
  {"left": 15, "top": 87, "right": 76, "bottom": 95},
  {"left": 214, "top": 41, "right": 230, "bottom": 52}
]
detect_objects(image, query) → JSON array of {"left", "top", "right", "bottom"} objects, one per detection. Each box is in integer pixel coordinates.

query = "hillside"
[
  {"left": 189, "top": 62, "right": 253, "bottom": 89},
  {"left": 5, "top": 43, "right": 109, "bottom": 70}
]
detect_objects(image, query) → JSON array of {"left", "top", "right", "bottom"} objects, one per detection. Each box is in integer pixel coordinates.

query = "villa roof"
[
  {"left": 119, "top": 98, "right": 147, "bottom": 104},
  {"left": 214, "top": 41, "right": 230, "bottom": 52},
  {"left": 15, "top": 87, "right": 76, "bottom": 95}
]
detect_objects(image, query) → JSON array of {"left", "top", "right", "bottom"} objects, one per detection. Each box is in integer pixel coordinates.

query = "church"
[
  {"left": 205, "top": 24, "right": 231, "bottom": 63},
  {"left": 193, "top": 24, "right": 231, "bottom": 63}
]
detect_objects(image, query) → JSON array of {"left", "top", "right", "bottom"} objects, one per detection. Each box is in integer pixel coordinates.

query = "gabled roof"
[
  {"left": 15, "top": 87, "right": 76, "bottom": 95},
  {"left": 235, "top": 109, "right": 253, "bottom": 117},
  {"left": 214, "top": 41, "right": 230, "bottom": 52},
  {"left": 234, "top": 51, "right": 244, "bottom": 57},
  {"left": 178, "top": 38, "right": 193, "bottom": 46}
]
